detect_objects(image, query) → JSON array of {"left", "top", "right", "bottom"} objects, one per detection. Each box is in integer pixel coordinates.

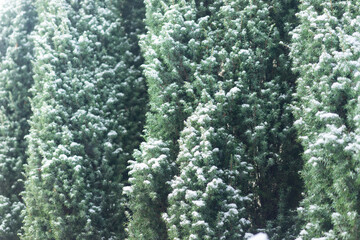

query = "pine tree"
[
  {"left": 0, "top": 1, "right": 37, "bottom": 239},
  {"left": 291, "top": 0, "right": 360, "bottom": 239},
  {"left": 128, "top": 0, "right": 302, "bottom": 239},
  {"left": 22, "top": 0, "right": 146, "bottom": 239}
]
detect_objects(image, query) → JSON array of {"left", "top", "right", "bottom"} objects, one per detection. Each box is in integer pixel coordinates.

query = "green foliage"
[
  {"left": 0, "top": 196, "right": 23, "bottom": 240},
  {"left": 164, "top": 99, "right": 252, "bottom": 240},
  {"left": 6, "top": 0, "right": 360, "bottom": 239},
  {"left": 0, "top": 2, "right": 15, "bottom": 57},
  {"left": 126, "top": 139, "right": 172, "bottom": 240},
  {"left": 291, "top": 0, "right": 360, "bottom": 239},
  {"left": 126, "top": 1, "right": 199, "bottom": 238},
  {"left": 128, "top": 0, "right": 302, "bottom": 239},
  {"left": 22, "top": 0, "right": 146, "bottom": 239},
  {"left": 0, "top": 1, "right": 37, "bottom": 238}
]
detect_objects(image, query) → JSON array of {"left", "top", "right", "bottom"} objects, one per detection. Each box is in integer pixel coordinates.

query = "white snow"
[
  {"left": 193, "top": 200, "right": 205, "bottom": 207},
  {"left": 123, "top": 186, "right": 133, "bottom": 195},
  {"left": 315, "top": 111, "right": 339, "bottom": 120},
  {"left": 74, "top": 165, "right": 81, "bottom": 172},
  {"left": 0, "top": 0, "right": 7, "bottom": 8},
  {"left": 249, "top": 233, "right": 269, "bottom": 240},
  {"left": 129, "top": 162, "right": 148, "bottom": 174},
  {"left": 107, "top": 130, "right": 117, "bottom": 138},
  {"left": 185, "top": 190, "right": 197, "bottom": 200},
  {"left": 331, "top": 82, "right": 344, "bottom": 90},
  {"left": 331, "top": 212, "right": 341, "bottom": 219}
]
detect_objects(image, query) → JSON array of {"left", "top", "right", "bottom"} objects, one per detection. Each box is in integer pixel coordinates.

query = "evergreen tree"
[
  {"left": 164, "top": 97, "right": 252, "bottom": 240},
  {"left": 126, "top": 1, "right": 199, "bottom": 238},
  {"left": 0, "top": 1, "right": 37, "bottom": 239},
  {"left": 22, "top": 0, "right": 146, "bottom": 239},
  {"left": 0, "top": 1, "right": 15, "bottom": 57},
  {"left": 291, "top": 0, "right": 360, "bottom": 239},
  {"left": 128, "top": 0, "right": 302, "bottom": 239}
]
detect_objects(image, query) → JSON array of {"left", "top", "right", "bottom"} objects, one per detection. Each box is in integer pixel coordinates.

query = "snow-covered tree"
[
  {"left": 22, "top": 0, "right": 146, "bottom": 239},
  {"left": 193, "top": 1, "right": 302, "bottom": 236},
  {"left": 0, "top": 1, "right": 15, "bottom": 57},
  {"left": 126, "top": 139, "right": 172, "bottom": 239},
  {"left": 0, "top": 1, "right": 37, "bottom": 239},
  {"left": 249, "top": 233, "right": 269, "bottom": 240},
  {"left": 128, "top": 0, "right": 302, "bottom": 239},
  {"left": 291, "top": 0, "right": 360, "bottom": 239},
  {"left": 164, "top": 98, "right": 252, "bottom": 239},
  {"left": 126, "top": 1, "right": 200, "bottom": 238}
]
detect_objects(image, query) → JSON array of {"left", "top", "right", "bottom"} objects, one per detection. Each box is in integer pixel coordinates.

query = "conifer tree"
[
  {"left": 126, "top": 1, "right": 199, "bottom": 239},
  {"left": 22, "top": 0, "right": 146, "bottom": 239},
  {"left": 0, "top": 1, "right": 37, "bottom": 239},
  {"left": 128, "top": 0, "right": 302, "bottom": 239},
  {"left": 0, "top": 1, "right": 15, "bottom": 57},
  {"left": 291, "top": 1, "right": 360, "bottom": 239},
  {"left": 164, "top": 96, "right": 252, "bottom": 240}
]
